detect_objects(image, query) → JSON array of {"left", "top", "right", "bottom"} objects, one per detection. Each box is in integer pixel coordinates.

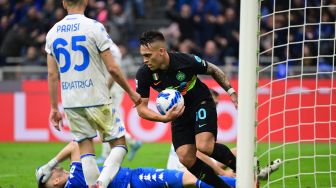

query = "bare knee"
[
  {"left": 196, "top": 141, "right": 214, "bottom": 155},
  {"left": 195, "top": 132, "right": 215, "bottom": 155},
  {"left": 178, "top": 153, "right": 196, "bottom": 168},
  {"left": 176, "top": 145, "right": 197, "bottom": 168}
]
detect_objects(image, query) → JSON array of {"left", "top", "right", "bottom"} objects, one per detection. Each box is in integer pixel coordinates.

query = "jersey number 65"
[{"left": 53, "top": 35, "right": 89, "bottom": 73}]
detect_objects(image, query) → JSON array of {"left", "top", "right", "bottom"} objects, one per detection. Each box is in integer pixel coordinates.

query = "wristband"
[{"left": 227, "top": 88, "right": 236, "bottom": 96}]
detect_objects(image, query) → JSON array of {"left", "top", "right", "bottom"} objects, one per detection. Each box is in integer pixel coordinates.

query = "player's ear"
[
  {"left": 159, "top": 48, "right": 165, "bottom": 55},
  {"left": 62, "top": 0, "right": 67, "bottom": 9},
  {"left": 53, "top": 177, "right": 60, "bottom": 187}
]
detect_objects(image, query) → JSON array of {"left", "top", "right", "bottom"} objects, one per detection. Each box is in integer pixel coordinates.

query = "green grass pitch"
[{"left": 0, "top": 142, "right": 334, "bottom": 187}]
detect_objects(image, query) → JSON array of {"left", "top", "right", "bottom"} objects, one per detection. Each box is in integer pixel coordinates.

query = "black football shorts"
[{"left": 171, "top": 100, "right": 218, "bottom": 150}]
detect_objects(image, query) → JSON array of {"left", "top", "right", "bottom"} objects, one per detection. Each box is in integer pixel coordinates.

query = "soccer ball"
[{"left": 156, "top": 89, "right": 184, "bottom": 115}]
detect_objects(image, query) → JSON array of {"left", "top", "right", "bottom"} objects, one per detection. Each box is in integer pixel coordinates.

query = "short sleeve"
[
  {"left": 184, "top": 54, "right": 208, "bottom": 74},
  {"left": 135, "top": 68, "right": 151, "bottom": 98},
  {"left": 92, "top": 21, "right": 112, "bottom": 52},
  {"left": 45, "top": 32, "right": 52, "bottom": 55}
]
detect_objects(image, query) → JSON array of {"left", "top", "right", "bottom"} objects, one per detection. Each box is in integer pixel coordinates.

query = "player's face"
[
  {"left": 140, "top": 44, "right": 165, "bottom": 71},
  {"left": 46, "top": 167, "right": 69, "bottom": 187}
]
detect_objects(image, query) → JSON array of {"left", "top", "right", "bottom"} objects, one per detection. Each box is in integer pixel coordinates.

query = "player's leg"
[
  {"left": 182, "top": 170, "right": 236, "bottom": 188},
  {"left": 172, "top": 117, "right": 231, "bottom": 188},
  {"left": 194, "top": 100, "right": 236, "bottom": 172},
  {"left": 78, "top": 139, "right": 100, "bottom": 186},
  {"left": 88, "top": 104, "right": 127, "bottom": 187},
  {"left": 167, "top": 144, "right": 186, "bottom": 171},
  {"left": 110, "top": 86, "right": 142, "bottom": 161},
  {"left": 97, "top": 137, "right": 127, "bottom": 187},
  {"left": 64, "top": 108, "right": 100, "bottom": 186},
  {"left": 96, "top": 142, "right": 110, "bottom": 164},
  {"left": 125, "top": 131, "right": 142, "bottom": 161}
]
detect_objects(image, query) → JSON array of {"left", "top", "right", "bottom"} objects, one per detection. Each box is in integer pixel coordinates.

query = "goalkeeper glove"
[{"left": 35, "top": 158, "right": 58, "bottom": 183}]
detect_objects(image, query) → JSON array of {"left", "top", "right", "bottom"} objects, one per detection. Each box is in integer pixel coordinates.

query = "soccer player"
[
  {"left": 44, "top": 0, "right": 141, "bottom": 187},
  {"left": 167, "top": 89, "right": 281, "bottom": 180},
  {"left": 36, "top": 142, "right": 236, "bottom": 188},
  {"left": 135, "top": 31, "right": 238, "bottom": 188},
  {"left": 167, "top": 89, "right": 235, "bottom": 177},
  {"left": 96, "top": 44, "right": 142, "bottom": 164}
]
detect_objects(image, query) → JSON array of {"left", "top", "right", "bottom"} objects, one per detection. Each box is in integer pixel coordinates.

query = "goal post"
[
  {"left": 237, "top": 0, "right": 336, "bottom": 187},
  {"left": 236, "top": 0, "right": 259, "bottom": 187}
]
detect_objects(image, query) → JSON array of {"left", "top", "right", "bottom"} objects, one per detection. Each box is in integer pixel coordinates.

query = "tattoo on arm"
[{"left": 206, "top": 63, "right": 232, "bottom": 91}]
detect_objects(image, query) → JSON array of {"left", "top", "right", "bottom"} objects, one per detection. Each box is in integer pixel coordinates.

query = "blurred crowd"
[
  {"left": 0, "top": 0, "right": 144, "bottom": 75},
  {"left": 163, "top": 0, "right": 335, "bottom": 71},
  {"left": 0, "top": 0, "right": 335, "bottom": 79}
]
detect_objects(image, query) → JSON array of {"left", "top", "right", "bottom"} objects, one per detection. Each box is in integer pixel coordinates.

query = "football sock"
[
  {"left": 210, "top": 143, "right": 236, "bottom": 172},
  {"left": 97, "top": 145, "right": 127, "bottom": 187},
  {"left": 80, "top": 154, "right": 100, "bottom": 186},
  {"left": 188, "top": 158, "right": 231, "bottom": 188}
]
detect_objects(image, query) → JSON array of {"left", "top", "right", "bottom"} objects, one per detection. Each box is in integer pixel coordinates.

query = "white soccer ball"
[{"left": 156, "top": 89, "right": 184, "bottom": 115}]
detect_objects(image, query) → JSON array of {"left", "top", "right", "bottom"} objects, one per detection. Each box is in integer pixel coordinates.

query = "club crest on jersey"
[
  {"left": 194, "top": 55, "right": 202, "bottom": 63},
  {"left": 152, "top": 73, "right": 159, "bottom": 81},
  {"left": 176, "top": 71, "right": 185, "bottom": 81}
]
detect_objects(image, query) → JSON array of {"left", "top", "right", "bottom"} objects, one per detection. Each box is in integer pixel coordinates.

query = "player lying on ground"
[{"left": 36, "top": 142, "right": 236, "bottom": 188}]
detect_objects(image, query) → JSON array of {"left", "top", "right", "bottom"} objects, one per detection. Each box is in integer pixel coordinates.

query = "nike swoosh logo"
[
  {"left": 154, "top": 81, "right": 162, "bottom": 85},
  {"left": 198, "top": 124, "right": 206, "bottom": 128}
]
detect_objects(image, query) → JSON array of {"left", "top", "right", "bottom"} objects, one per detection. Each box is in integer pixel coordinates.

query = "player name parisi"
[{"left": 61, "top": 78, "right": 93, "bottom": 90}]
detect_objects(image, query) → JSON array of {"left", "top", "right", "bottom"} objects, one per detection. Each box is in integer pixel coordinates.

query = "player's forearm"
[
  {"left": 206, "top": 63, "right": 233, "bottom": 93},
  {"left": 109, "top": 68, "right": 133, "bottom": 94},
  {"left": 137, "top": 105, "right": 168, "bottom": 123},
  {"left": 101, "top": 50, "right": 135, "bottom": 95},
  {"left": 196, "top": 151, "right": 227, "bottom": 175},
  {"left": 55, "top": 142, "right": 77, "bottom": 163},
  {"left": 48, "top": 72, "right": 59, "bottom": 111},
  {"left": 47, "top": 54, "right": 59, "bottom": 111}
]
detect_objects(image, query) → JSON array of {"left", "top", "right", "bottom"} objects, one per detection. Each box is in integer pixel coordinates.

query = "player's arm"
[
  {"left": 54, "top": 141, "right": 80, "bottom": 162},
  {"left": 35, "top": 141, "right": 80, "bottom": 183},
  {"left": 196, "top": 151, "right": 236, "bottom": 177},
  {"left": 136, "top": 98, "right": 184, "bottom": 123},
  {"left": 181, "top": 170, "right": 237, "bottom": 188},
  {"left": 100, "top": 49, "right": 141, "bottom": 106},
  {"left": 206, "top": 63, "right": 238, "bottom": 108},
  {"left": 47, "top": 54, "right": 63, "bottom": 131}
]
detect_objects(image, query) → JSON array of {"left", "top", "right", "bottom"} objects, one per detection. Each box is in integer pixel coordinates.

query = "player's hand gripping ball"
[{"left": 156, "top": 89, "right": 184, "bottom": 115}]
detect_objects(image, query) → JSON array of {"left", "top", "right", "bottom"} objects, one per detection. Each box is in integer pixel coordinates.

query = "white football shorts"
[{"left": 64, "top": 104, "right": 125, "bottom": 142}]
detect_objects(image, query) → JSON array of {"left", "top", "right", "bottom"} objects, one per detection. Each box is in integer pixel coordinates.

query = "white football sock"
[
  {"left": 81, "top": 154, "right": 100, "bottom": 186},
  {"left": 97, "top": 145, "right": 127, "bottom": 187}
]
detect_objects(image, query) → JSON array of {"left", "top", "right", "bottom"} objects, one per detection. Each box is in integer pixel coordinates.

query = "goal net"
[{"left": 256, "top": 0, "right": 336, "bottom": 187}]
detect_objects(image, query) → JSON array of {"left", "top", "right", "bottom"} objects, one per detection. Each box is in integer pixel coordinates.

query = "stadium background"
[{"left": 0, "top": 0, "right": 335, "bottom": 187}]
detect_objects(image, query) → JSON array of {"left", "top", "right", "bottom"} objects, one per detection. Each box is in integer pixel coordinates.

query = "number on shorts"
[{"left": 196, "top": 108, "right": 207, "bottom": 121}]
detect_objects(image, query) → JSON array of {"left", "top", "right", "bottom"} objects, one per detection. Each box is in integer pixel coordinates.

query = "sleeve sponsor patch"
[{"left": 194, "top": 55, "right": 202, "bottom": 63}]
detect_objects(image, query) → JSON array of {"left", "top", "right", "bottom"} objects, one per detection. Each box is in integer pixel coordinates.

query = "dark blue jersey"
[
  {"left": 65, "top": 162, "right": 183, "bottom": 188},
  {"left": 65, "top": 162, "right": 236, "bottom": 188}
]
